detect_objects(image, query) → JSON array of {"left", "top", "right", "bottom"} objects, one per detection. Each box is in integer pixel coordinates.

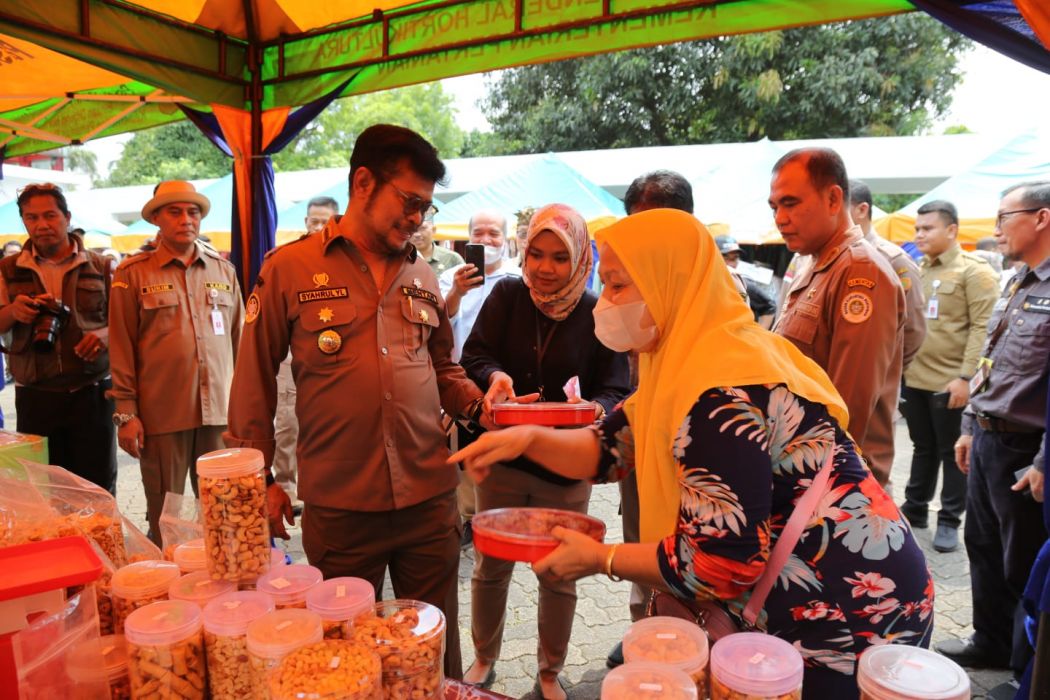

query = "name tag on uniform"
[
  {"left": 401, "top": 286, "right": 439, "bottom": 305},
  {"left": 142, "top": 283, "right": 175, "bottom": 295},
  {"left": 926, "top": 297, "right": 939, "bottom": 319},
  {"left": 297, "top": 287, "right": 349, "bottom": 303},
  {"left": 1022, "top": 296, "right": 1050, "bottom": 314},
  {"left": 205, "top": 282, "right": 232, "bottom": 292},
  {"left": 969, "top": 358, "right": 992, "bottom": 395},
  {"left": 211, "top": 309, "right": 226, "bottom": 336}
]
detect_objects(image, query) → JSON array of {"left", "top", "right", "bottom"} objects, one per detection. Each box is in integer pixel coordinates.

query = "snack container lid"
[
  {"left": 623, "top": 616, "right": 709, "bottom": 675},
  {"left": 124, "top": 600, "right": 203, "bottom": 647},
  {"left": 710, "top": 633, "right": 804, "bottom": 696},
  {"left": 203, "top": 590, "right": 276, "bottom": 637},
  {"left": 857, "top": 645, "right": 971, "bottom": 700},
  {"left": 306, "top": 577, "right": 376, "bottom": 621},
  {"left": 173, "top": 538, "right": 206, "bottom": 573},
  {"left": 111, "top": 559, "right": 181, "bottom": 599},
  {"left": 255, "top": 564, "right": 324, "bottom": 605},
  {"left": 601, "top": 662, "right": 699, "bottom": 700},
  {"left": 66, "top": 634, "right": 128, "bottom": 683},
  {"left": 168, "top": 570, "right": 237, "bottom": 607},
  {"left": 196, "top": 447, "right": 265, "bottom": 478},
  {"left": 373, "top": 599, "right": 445, "bottom": 645},
  {"left": 247, "top": 608, "right": 324, "bottom": 659},
  {"left": 491, "top": 401, "right": 595, "bottom": 426}
]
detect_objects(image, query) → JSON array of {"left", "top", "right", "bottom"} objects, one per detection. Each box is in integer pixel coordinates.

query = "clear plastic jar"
[
  {"left": 256, "top": 564, "right": 324, "bottom": 609},
  {"left": 710, "top": 633, "right": 803, "bottom": 700},
  {"left": 173, "top": 538, "right": 207, "bottom": 574},
  {"left": 269, "top": 640, "right": 383, "bottom": 700},
  {"left": 858, "top": 645, "right": 970, "bottom": 700},
  {"left": 240, "top": 548, "right": 289, "bottom": 591},
  {"left": 601, "top": 661, "right": 699, "bottom": 700},
  {"left": 247, "top": 608, "right": 325, "bottom": 698},
  {"left": 110, "top": 560, "right": 181, "bottom": 633},
  {"left": 203, "top": 590, "right": 276, "bottom": 700},
  {"left": 348, "top": 600, "right": 445, "bottom": 700},
  {"left": 66, "top": 634, "right": 132, "bottom": 700},
  {"left": 197, "top": 448, "right": 271, "bottom": 582},
  {"left": 623, "top": 616, "right": 710, "bottom": 698},
  {"left": 168, "top": 570, "right": 237, "bottom": 609},
  {"left": 124, "top": 600, "right": 206, "bottom": 699},
  {"left": 306, "top": 577, "right": 376, "bottom": 640}
]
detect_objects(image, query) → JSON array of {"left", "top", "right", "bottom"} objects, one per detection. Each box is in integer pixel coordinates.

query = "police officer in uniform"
[
  {"left": 225, "top": 125, "right": 485, "bottom": 679},
  {"left": 937, "top": 182, "right": 1050, "bottom": 685},
  {"left": 771, "top": 149, "right": 906, "bottom": 486}
]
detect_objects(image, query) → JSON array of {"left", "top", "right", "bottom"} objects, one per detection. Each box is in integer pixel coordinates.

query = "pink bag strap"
[{"left": 742, "top": 446, "right": 836, "bottom": 627}]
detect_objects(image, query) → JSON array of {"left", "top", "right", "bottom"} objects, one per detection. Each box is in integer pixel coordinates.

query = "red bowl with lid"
[
  {"left": 491, "top": 402, "right": 596, "bottom": 427},
  {"left": 472, "top": 507, "right": 606, "bottom": 563}
]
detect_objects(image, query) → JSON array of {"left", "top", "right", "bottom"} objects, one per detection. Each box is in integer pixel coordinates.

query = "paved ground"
[{"left": 1, "top": 380, "right": 1012, "bottom": 698}]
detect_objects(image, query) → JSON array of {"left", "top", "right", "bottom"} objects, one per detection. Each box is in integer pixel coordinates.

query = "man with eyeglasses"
[
  {"left": 937, "top": 182, "right": 1050, "bottom": 686},
  {"left": 0, "top": 183, "right": 116, "bottom": 492},
  {"left": 225, "top": 124, "right": 486, "bottom": 680}
]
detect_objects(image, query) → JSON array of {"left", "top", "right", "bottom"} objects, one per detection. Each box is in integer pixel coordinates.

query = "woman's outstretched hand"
[{"left": 447, "top": 425, "right": 536, "bottom": 483}]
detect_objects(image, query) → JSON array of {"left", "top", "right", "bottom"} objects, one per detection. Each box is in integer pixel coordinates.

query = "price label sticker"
[{"left": 270, "top": 577, "right": 291, "bottom": 590}]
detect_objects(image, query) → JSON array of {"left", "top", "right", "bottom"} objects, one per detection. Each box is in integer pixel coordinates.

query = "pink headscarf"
[{"left": 522, "top": 203, "right": 593, "bottom": 321}]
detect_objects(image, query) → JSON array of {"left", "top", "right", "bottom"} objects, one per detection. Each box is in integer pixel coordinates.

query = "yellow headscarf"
[{"left": 595, "top": 209, "right": 849, "bottom": 543}]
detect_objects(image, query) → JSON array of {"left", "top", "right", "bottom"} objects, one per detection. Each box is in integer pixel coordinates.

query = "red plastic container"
[
  {"left": 472, "top": 507, "right": 606, "bottom": 563},
  {"left": 490, "top": 402, "right": 596, "bottom": 427}
]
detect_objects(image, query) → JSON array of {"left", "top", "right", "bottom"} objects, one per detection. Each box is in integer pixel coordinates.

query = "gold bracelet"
[{"left": 604, "top": 543, "right": 623, "bottom": 582}]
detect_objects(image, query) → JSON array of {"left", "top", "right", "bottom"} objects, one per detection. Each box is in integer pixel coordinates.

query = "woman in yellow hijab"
[{"left": 451, "top": 210, "right": 933, "bottom": 698}]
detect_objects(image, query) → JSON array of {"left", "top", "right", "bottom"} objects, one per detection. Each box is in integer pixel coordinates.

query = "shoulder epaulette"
[
  {"left": 263, "top": 233, "right": 312, "bottom": 260},
  {"left": 115, "top": 251, "right": 152, "bottom": 271}
]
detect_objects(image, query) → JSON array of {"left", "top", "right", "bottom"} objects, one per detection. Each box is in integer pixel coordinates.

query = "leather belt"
[{"left": 976, "top": 414, "right": 1041, "bottom": 434}]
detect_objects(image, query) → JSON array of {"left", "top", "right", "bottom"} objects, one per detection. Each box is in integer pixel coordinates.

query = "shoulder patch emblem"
[
  {"left": 245, "top": 293, "right": 261, "bottom": 324},
  {"left": 841, "top": 292, "right": 873, "bottom": 324},
  {"left": 112, "top": 281, "right": 129, "bottom": 289},
  {"left": 847, "top": 277, "right": 876, "bottom": 289},
  {"left": 900, "top": 276, "right": 912, "bottom": 292}
]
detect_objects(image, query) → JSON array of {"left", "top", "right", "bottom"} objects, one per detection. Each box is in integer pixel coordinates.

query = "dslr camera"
[{"left": 30, "top": 296, "right": 71, "bottom": 353}]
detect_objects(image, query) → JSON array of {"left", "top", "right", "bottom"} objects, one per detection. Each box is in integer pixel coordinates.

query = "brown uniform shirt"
[
  {"left": 904, "top": 245, "right": 999, "bottom": 393},
  {"left": 224, "top": 216, "right": 482, "bottom": 512},
  {"left": 774, "top": 226, "right": 906, "bottom": 482},
  {"left": 864, "top": 230, "right": 926, "bottom": 369},
  {"left": 109, "top": 240, "right": 243, "bottom": 435}
]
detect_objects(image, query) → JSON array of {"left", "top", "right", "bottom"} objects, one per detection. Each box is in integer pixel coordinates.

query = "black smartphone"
[
  {"left": 464, "top": 243, "right": 486, "bottom": 280},
  {"left": 931, "top": 391, "right": 950, "bottom": 410}
]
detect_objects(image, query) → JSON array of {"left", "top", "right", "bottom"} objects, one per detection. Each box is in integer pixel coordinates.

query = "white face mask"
[
  {"left": 593, "top": 296, "right": 659, "bottom": 352},
  {"left": 484, "top": 243, "right": 504, "bottom": 266}
]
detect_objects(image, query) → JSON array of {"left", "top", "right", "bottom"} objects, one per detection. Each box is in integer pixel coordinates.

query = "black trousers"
[
  {"left": 15, "top": 379, "right": 117, "bottom": 494},
  {"left": 965, "top": 424, "right": 1047, "bottom": 674},
  {"left": 899, "top": 385, "right": 967, "bottom": 528}
]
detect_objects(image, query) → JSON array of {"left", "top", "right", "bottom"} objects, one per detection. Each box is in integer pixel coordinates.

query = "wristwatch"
[{"left": 112, "top": 412, "right": 136, "bottom": 427}]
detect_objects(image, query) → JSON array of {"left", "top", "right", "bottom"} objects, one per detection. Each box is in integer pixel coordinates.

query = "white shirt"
[{"left": 439, "top": 260, "right": 522, "bottom": 362}]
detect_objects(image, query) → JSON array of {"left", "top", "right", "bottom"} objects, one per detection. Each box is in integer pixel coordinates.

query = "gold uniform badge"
[
  {"left": 418, "top": 308, "right": 430, "bottom": 324},
  {"left": 318, "top": 307, "right": 334, "bottom": 323},
  {"left": 318, "top": 330, "right": 342, "bottom": 354}
]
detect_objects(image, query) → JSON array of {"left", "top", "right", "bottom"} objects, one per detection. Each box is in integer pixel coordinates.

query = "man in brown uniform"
[
  {"left": 225, "top": 125, "right": 485, "bottom": 679},
  {"left": 771, "top": 149, "right": 906, "bottom": 484},
  {"left": 109, "top": 181, "right": 243, "bottom": 541}
]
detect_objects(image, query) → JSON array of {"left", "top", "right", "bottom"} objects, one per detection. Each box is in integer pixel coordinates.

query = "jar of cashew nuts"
[
  {"left": 202, "top": 590, "right": 276, "bottom": 700},
  {"left": 709, "top": 633, "right": 803, "bottom": 700},
  {"left": 256, "top": 564, "right": 324, "bottom": 609},
  {"left": 247, "top": 608, "right": 325, "bottom": 698},
  {"left": 169, "top": 570, "right": 237, "bottom": 609},
  {"left": 124, "top": 599, "right": 207, "bottom": 699},
  {"left": 269, "top": 640, "right": 383, "bottom": 700},
  {"left": 306, "top": 577, "right": 376, "bottom": 640},
  {"left": 173, "top": 538, "right": 207, "bottom": 574},
  {"left": 623, "top": 616, "right": 710, "bottom": 699},
  {"left": 110, "top": 559, "right": 181, "bottom": 633},
  {"left": 348, "top": 600, "right": 445, "bottom": 700},
  {"left": 197, "top": 448, "right": 271, "bottom": 583},
  {"left": 601, "top": 661, "right": 699, "bottom": 700},
  {"left": 66, "top": 634, "right": 132, "bottom": 700}
]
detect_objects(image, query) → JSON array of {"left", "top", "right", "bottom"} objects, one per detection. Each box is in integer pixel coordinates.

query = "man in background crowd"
[
  {"left": 412, "top": 219, "right": 463, "bottom": 277},
  {"left": 714, "top": 234, "right": 776, "bottom": 327},
  {"left": 900, "top": 200, "right": 999, "bottom": 554},
  {"left": 305, "top": 196, "right": 340, "bottom": 234}
]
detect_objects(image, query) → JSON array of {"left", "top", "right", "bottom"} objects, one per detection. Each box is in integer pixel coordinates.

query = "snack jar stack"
[
  {"left": 348, "top": 600, "right": 445, "bottom": 700},
  {"left": 168, "top": 570, "right": 237, "bottom": 609},
  {"left": 857, "top": 645, "right": 970, "bottom": 700},
  {"left": 65, "top": 634, "right": 132, "bottom": 700},
  {"left": 256, "top": 563, "right": 324, "bottom": 609},
  {"left": 622, "top": 616, "right": 710, "bottom": 698},
  {"left": 246, "top": 608, "right": 325, "bottom": 698},
  {"left": 124, "top": 599, "right": 207, "bottom": 699},
  {"left": 173, "top": 538, "right": 207, "bottom": 574},
  {"left": 709, "top": 633, "right": 804, "bottom": 700},
  {"left": 269, "top": 640, "right": 384, "bottom": 700},
  {"left": 109, "top": 559, "right": 181, "bottom": 633},
  {"left": 202, "top": 590, "right": 276, "bottom": 700},
  {"left": 197, "top": 448, "right": 271, "bottom": 583},
  {"left": 306, "top": 577, "right": 376, "bottom": 640},
  {"left": 601, "top": 661, "right": 699, "bottom": 700}
]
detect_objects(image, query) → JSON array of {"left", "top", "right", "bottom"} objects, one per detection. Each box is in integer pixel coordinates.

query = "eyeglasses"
[
  {"left": 996, "top": 208, "right": 1044, "bottom": 228},
  {"left": 387, "top": 182, "right": 438, "bottom": 220}
]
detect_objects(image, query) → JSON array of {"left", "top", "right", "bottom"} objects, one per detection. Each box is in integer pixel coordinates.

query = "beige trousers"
[
  {"left": 139, "top": 426, "right": 225, "bottom": 543},
  {"left": 471, "top": 463, "right": 591, "bottom": 677},
  {"left": 273, "top": 355, "right": 300, "bottom": 502},
  {"left": 618, "top": 469, "right": 651, "bottom": 621}
]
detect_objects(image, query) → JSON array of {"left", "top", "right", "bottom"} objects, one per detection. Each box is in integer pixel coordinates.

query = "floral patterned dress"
[{"left": 597, "top": 384, "right": 934, "bottom": 697}]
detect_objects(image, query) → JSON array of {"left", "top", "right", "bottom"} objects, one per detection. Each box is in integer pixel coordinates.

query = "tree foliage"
[
  {"left": 105, "top": 83, "right": 464, "bottom": 185},
  {"left": 476, "top": 15, "right": 971, "bottom": 155}
]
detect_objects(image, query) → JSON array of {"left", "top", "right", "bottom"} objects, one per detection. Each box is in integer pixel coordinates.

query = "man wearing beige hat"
[{"left": 108, "top": 180, "right": 244, "bottom": 542}]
